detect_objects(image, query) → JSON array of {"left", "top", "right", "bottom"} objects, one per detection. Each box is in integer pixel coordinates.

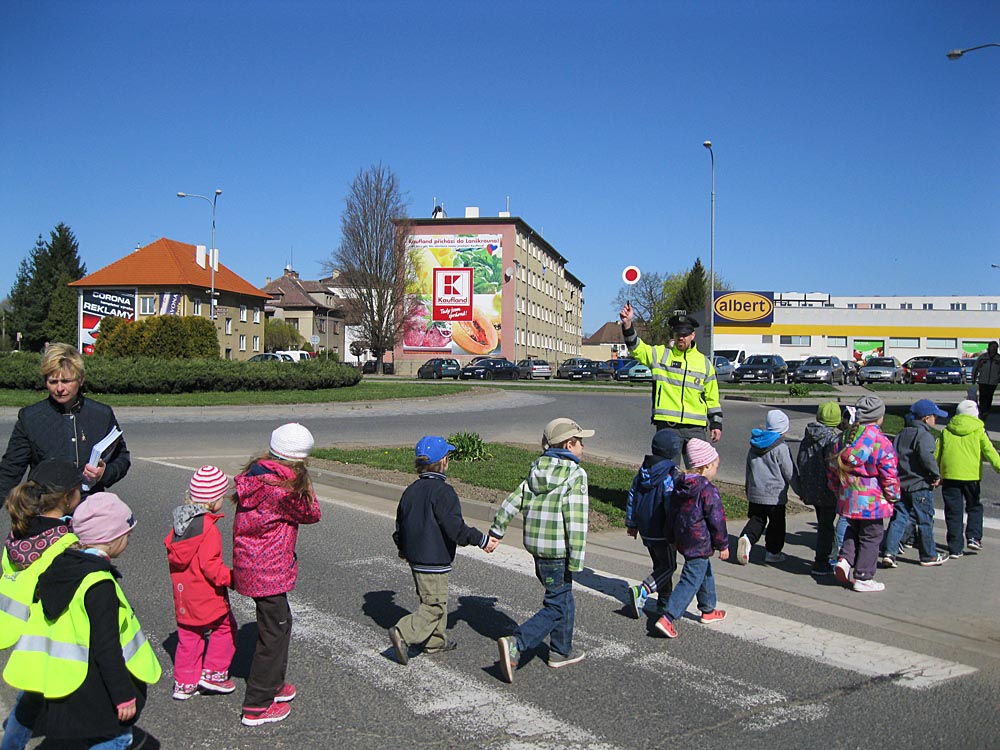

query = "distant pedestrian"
[
  {"left": 795, "top": 402, "right": 843, "bottom": 575},
  {"left": 972, "top": 342, "right": 1000, "bottom": 417},
  {"left": 654, "top": 439, "right": 729, "bottom": 639},
  {"left": 389, "top": 436, "right": 493, "bottom": 666},
  {"left": 232, "top": 424, "right": 321, "bottom": 726},
  {"left": 164, "top": 466, "right": 237, "bottom": 700},
  {"left": 737, "top": 410, "right": 795, "bottom": 565},
  {"left": 935, "top": 400, "right": 1000, "bottom": 557},
  {"left": 625, "top": 430, "right": 681, "bottom": 618},
  {"left": 491, "top": 418, "right": 593, "bottom": 683},
  {"left": 829, "top": 396, "right": 900, "bottom": 592},
  {"left": 880, "top": 400, "right": 948, "bottom": 569}
]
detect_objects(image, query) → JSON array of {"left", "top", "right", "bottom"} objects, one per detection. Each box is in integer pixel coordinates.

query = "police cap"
[{"left": 668, "top": 314, "right": 699, "bottom": 335}]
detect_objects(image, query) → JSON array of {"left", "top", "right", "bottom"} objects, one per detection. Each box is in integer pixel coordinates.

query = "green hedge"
[{"left": 0, "top": 353, "right": 362, "bottom": 394}]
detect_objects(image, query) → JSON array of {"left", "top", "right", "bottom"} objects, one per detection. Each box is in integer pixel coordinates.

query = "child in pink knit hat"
[
  {"left": 654, "top": 439, "right": 730, "bottom": 639},
  {"left": 164, "top": 466, "right": 236, "bottom": 700}
]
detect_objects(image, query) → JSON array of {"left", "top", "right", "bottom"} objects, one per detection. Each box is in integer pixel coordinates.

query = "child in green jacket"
[{"left": 935, "top": 400, "right": 1000, "bottom": 557}]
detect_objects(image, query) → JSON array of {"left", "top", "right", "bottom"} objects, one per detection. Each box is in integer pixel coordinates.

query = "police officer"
[{"left": 619, "top": 304, "right": 723, "bottom": 463}]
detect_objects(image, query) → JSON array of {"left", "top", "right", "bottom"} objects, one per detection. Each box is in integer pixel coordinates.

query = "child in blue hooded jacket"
[
  {"left": 737, "top": 410, "right": 795, "bottom": 565},
  {"left": 625, "top": 430, "right": 681, "bottom": 618}
]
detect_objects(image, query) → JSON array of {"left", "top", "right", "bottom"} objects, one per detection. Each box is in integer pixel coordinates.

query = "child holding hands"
[
  {"left": 655, "top": 439, "right": 730, "bottom": 639},
  {"left": 165, "top": 465, "right": 237, "bottom": 699},
  {"left": 389, "top": 436, "right": 493, "bottom": 665},
  {"left": 232, "top": 424, "right": 321, "bottom": 726}
]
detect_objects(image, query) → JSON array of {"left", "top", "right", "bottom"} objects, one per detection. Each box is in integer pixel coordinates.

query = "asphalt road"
[{"left": 0, "top": 389, "right": 998, "bottom": 748}]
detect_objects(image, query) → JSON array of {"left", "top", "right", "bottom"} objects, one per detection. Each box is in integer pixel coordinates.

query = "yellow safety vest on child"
[
  {"left": 3, "top": 570, "right": 161, "bottom": 698},
  {"left": 0, "top": 534, "right": 79, "bottom": 650}
]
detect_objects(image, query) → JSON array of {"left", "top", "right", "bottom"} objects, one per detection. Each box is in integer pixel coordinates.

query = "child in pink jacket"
[
  {"left": 232, "top": 424, "right": 321, "bottom": 727},
  {"left": 164, "top": 466, "right": 236, "bottom": 700}
]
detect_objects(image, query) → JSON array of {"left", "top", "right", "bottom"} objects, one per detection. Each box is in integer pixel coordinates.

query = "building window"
[
  {"left": 950, "top": 302, "right": 967, "bottom": 311},
  {"left": 253, "top": 307, "right": 261, "bottom": 323},
  {"left": 872, "top": 303, "right": 886, "bottom": 310},
  {"left": 847, "top": 303, "right": 857, "bottom": 309},
  {"left": 922, "top": 303, "right": 934, "bottom": 310},
  {"left": 139, "top": 296, "right": 156, "bottom": 315},
  {"left": 253, "top": 335, "right": 260, "bottom": 352},
  {"left": 287, "top": 318, "right": 299, "bottom": 330},
  {"left": 982, "top": 302, "right": 998, "bottom": 311},
  {"left": 900, "top": 303, "right": 913, "bottom": 310},
  {"left": 927, "top": 338, "right": 956, "bottom": 349},
  {"left": 779, "top": 335, "right": 811, "bottom": 346},
  {"left": 889, "top": 337, "right": 919, "bottom": 348},
  {"left": 240, "top": 305, "right": 247, "bottom": 322},
  {"left": 225, "top": 318, "right": 232, "bottom": 335},
  {"left": 828, "top": 336, "right": 847, "bottom": 347},
  {"left": 762, "top": 335, "right": 773, "bottom": 344},
  {"left": 192, "top": 298, "right": 202, "bottom": 316},
  {"left": 239, "top": 335, "right": 246, "bottom": 351}
]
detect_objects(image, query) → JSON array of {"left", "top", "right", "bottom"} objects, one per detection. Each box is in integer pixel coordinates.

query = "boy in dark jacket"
[
  {"left": 625, "top": 430, "right": 680, "bottom": 618},
  {"left": 796, "top": 402, "right": 843, "bottom": 575},
  {"left": 881, "top": 399, "right": 948, "bottom": 568},
  {"left": 390, "top": 436, "right": 490, "bottom": 665}
]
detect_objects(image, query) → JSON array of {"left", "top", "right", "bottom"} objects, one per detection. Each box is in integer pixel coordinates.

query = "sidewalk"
[{"left": 311, "top": 466, "right": 1000, "bottom": 669}]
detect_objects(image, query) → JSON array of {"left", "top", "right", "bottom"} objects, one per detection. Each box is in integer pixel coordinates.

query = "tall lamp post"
[
  {"left": 177, "top": 189, "right": 222, "bottom": 319},
  {"left": 947, "top": 43, "right": 999, "bottom": 60},
  {"left": 703, "top": 141, "right": 715, "bottom": 363}
]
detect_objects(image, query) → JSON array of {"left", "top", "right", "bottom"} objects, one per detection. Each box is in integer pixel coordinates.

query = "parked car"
[
  {"left": 785, "top": 360, "right": 806, "bottom": 381},
  {"left": 843, "top": 360, "right": 860, "bottom": 385},
  {"left": 794, "top": 356, "right": 846, "bottom": 385},
  {"left": 962, "top": 358, "right": 979, "bottom": 382},
  {"left": 361, "top": 360, "right": 395, "bottom": 375},
  {"left": 857, "top": 357, "right": 903, "bottom": 384},
  {"left": 925, "top": 357, "right": 966, "bottom": 385},
  {"left": 606, "top": 358, "right": 635, "bottom": 373},
  {"left": 714, "top": 349, "right": 746, "bottom": 365},
  {"left": 516, "top": 358, "right": 553, "bottom": 380},
  {"left": 712, "top": 356, "right": 735, "bottom": 382},
  {"left": 615, "top": 360, "right": 653, "bottom": 383},
  {"left": 248, "top": 353, "right": 286, "bottom": 363},
  {"left": 560, "top": 359, "right": 602, "bottom": 380},
  {"left": 902, "top": 357, "right": 933, "bottom": 384},
  {"left": 556, "top": 358, "right": 592, "bottom": 379},
  {"left": 592, "top": 361, "right": 616, "bottom": 381},
  {"left": 732, "top": 355, "right": 789, "bottom": 384},
  {"left": 459, "top": 357, "right": 519, "bottom": 380},
  {"left": 275, "top": 349, "right": 312, "bottom": 361},
  {"left": 417, "top": 358, "right": 460, "bottom": 380}
]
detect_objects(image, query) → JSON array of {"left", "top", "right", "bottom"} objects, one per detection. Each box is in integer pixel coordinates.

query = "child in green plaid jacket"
[{"left": 490, "top": 418, "right": 593, "bottom": 683}]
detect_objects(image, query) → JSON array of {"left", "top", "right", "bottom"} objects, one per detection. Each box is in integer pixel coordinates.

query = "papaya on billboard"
[{"left": 713, "top": 291, "right": 774, "bottom": 324}]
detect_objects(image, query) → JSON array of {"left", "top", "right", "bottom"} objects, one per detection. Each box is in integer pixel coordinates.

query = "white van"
[{"left": 275, "top": 350, "right": 312, "bottom": 362}]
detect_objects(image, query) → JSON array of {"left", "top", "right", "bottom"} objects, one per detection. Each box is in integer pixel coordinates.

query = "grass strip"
[{"left": 313, "top": 443, "right": 749, "bottom": 527}]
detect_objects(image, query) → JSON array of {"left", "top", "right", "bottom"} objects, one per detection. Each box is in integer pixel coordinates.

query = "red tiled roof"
[{"left": 68, "top": 238, "right": 270, "bottom": 299}]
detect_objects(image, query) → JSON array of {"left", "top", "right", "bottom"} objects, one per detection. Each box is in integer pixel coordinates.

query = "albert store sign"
[{"left": 713, "top": 291, "right": 774, "bottom": 325}]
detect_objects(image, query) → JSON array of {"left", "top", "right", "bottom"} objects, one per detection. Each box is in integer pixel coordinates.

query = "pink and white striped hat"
[{"left": 189, "top": 465, "right": 230, "bottom": 504}]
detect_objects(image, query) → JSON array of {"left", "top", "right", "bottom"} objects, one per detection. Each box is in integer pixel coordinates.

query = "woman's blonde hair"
[{"left": 40, "top": 343, "right": 85, "bottom": 382}]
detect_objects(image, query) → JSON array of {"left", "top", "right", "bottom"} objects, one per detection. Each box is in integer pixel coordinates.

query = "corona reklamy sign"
[{"left": 713, "top": 291, "right": 774, "bottom": 324}]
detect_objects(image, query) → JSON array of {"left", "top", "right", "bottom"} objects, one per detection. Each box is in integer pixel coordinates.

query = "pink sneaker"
[
  {"left": 274, "top": 683, "right": 297, "bottom": 703},
  {"left": 654, "top": 615, "right": 678, "bottom": 639},
  {"left": 172, "top": 680, "right": 198, "bottom": 700},
  {"left": 700, "top": 609, "right": 727, "bottom": 624},
  {"left": 242, "top": 701, "right": 291, "bottom": 726},
  {"left": 198, "top": 670, "right": 236, "bottom": 694}
]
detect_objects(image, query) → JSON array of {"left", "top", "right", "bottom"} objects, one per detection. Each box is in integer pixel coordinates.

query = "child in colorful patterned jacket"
[{"left": 654, "top": 439, "right": 730, "bottom": 639}]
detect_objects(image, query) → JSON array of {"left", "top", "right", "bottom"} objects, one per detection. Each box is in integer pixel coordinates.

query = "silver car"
[
  {"left": 795, "top": 356, "right": 846, "bottom": 385},
  {"left": 712, "top": 356, "right": 735, "bottom": 382},
  {"left": 858, "top": 356, "right": 903, "bottom": 384}
]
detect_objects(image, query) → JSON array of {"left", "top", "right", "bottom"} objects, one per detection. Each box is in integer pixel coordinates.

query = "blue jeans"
[
  {"left": 835, "top": 515, "right": 848, "bottom": 555},
  {"left": 884, "top": 490, "right": 938, "bottom": 561},
  {"left": 515, "top": 557, "right": 575, "bottom": 657},
  {"left": 87, "top": 731, "right": 133, "bottom": 749},
  {"left": 1, "top": 694, "right": 32, "bottom": 750},
  {"left": 664, "top": 557, "right": 716, "bottom": 622}
]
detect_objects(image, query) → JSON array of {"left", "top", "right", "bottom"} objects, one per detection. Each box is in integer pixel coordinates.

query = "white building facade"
[{"left": 714, "top": 292, "right": 999, "bottom": 362}]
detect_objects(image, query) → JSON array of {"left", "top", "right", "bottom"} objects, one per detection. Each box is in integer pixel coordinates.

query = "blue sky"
[{"left": 1, "top": 1, "right": 997, "bottom": 335}]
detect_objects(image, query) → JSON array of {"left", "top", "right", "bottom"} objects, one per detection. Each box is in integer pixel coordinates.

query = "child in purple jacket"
[{"left": 654, "top": 439, "right": 730, "bottom": 639}]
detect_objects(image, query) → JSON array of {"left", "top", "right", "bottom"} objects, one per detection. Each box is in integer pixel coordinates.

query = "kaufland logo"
[{"left": 433, "top": 268, "right": 473, "bottom": 322}]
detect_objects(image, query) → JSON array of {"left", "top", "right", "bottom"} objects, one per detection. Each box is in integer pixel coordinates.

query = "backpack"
[{"left": 795, "top": 426, "right": 839, "bottom": 507}]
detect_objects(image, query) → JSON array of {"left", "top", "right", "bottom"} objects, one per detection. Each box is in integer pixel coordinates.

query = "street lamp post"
[
  {"left": 947, "top": 43, "right": 999, "bottom": 60},
  {"left": 703, "top": 141, "right": 715, "bottom": 363},
  {"left": 177, "top": 189, "right": 222, "bottom": 320}
]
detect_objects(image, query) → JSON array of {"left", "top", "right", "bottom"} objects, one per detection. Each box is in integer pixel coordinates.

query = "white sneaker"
[
  {"left": 852, "top": 578, "right": 885, "bottom": 592},
  {"left": 737, "top": 535, "right": 751, "bottom": 565},
  {"left": 764, "top": 551, "right": 786, "bottom": 563},
  {"left": 834, "top": 558, "right": 854, "bottom": 585}
]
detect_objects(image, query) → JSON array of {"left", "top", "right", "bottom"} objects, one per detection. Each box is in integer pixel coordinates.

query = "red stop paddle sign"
[{"left": 622, "top": 266, "right": 641, "bottom": 285}]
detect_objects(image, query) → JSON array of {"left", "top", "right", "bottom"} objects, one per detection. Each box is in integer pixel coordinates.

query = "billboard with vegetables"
[{"left": 404, "top": 234, "right": 504, "bottom": 355}]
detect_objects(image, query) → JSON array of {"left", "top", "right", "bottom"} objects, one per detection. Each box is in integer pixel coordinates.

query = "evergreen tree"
[
  {"left": 675, "top": 257, "right": 709, "bottom": 315},
  {"left": 43, "top": 272, "right": 79, "bottom": 345}
]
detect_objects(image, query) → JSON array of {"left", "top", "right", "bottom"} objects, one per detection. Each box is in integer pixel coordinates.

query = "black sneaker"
[
  {"left": 968, "top": 539, "right": 983, "bottom": 551},
  {"left": 548, "top": 649, "right": 585, "bottom": 668}
]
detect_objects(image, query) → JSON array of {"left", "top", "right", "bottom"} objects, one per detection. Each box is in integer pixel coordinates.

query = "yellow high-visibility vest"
[
  {"left": 3, "top": 569, "right": 161, "bottom": 698},
  {"left": 0, "top": 534, "right": 79, "bottom": 650},
  {"left": 629, "top": 339, "right": 722, "bottom": 428}
]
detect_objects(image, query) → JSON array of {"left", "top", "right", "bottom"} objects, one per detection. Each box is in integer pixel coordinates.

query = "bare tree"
[{"left": 326, "top": 164, "right": 412, "bottom": 374}]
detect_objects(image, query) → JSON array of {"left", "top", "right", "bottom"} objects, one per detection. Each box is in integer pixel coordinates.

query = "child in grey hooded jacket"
[{"left": 737, "top": 409, "right": 796, "bottom": 565}]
